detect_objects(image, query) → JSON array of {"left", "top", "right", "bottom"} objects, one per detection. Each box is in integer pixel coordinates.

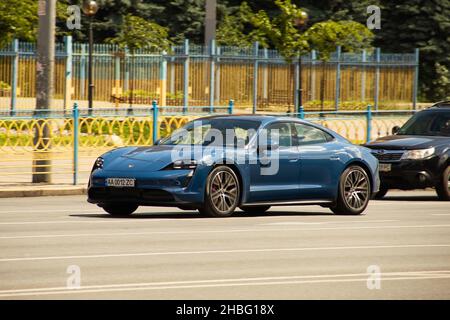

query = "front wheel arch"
[
  {"left": 209, "top": 162, "right": 245, "bottom": 206},
  {"left": 340, "top": 160, "right": 375, "bottom": 199}
]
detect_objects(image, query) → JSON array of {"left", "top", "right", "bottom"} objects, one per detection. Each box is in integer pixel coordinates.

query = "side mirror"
[
  {"left": 392, "top": 126, "right": 400, "bottom": 135},
  {"left": 154, "top": 138, "right": 163, "bottom": 145}
]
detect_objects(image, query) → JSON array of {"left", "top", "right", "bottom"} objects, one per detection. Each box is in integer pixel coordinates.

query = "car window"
[
  {"left": 293, "top": 123, "right": 331, "bottom": 145},
  {"left": 430, "top": 114, "right": 450, "bottom": 136},
  {"left": 266, "top": 122, "right": 294, "bottom": 147},
  {"left": 160, "top": 119, "right": 260, "bottom": 146},
  {"left": 398, "top": 111, "right": 450, "bottom": 136}
]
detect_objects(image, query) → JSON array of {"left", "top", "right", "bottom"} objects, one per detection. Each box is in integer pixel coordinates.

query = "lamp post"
[
  {"left": 82, "top": 0, "right": 99, "bottom": 115},
  {"left": 294, "top": 11, "right": 308, "bottom": 116}
]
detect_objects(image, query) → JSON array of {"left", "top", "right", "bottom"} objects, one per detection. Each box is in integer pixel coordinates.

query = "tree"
[
  {"left": 216, "top": 2, "right": 268, "bottom": 47},
  {"left": 157, "top": 0, "right": 205, "bottom": 44},
  {"left": 302, "top": 20, "right": 373, "bottom": 109},
  {"left": 0, "top": 0, "right": 37, "bottom": 47},
  {"left": 374, "top": 0, "right": 450, "bottom": 101},
  {"left": 244, "top": 0, "right": 310, "bottom": 60},
  {"left": 109, "top": 14, "right": 171, "bottom": 109},
  {"left": 110, "top": 14, "right": 171, "bottom": 52}
]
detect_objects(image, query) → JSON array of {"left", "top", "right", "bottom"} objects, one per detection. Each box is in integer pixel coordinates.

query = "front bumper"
[
  {"left": 87, "top": 169, "right": 205, "bottom": 206},
  {"left": 378, "top": 156, "right": 442, "bottom": 190}
]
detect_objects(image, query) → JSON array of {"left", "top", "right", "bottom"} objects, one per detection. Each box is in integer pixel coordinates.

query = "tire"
[
  {"left": 436, "top": 165, "right": 450, "bottom": 201},
  {"left": 373, "top": 186, "right": 388, "bottom": 199},
  {"left": 200, "top": 166, "right": 240, "bottom": 217},
  {"left": 102, "top": 203, "right": 138, "bottom": 216},
  {"left": 331, "top": 165, "right": 371, "bottom": 215},
  {"left": 239, "top": 205, "right": 271, "bottom": 215}
]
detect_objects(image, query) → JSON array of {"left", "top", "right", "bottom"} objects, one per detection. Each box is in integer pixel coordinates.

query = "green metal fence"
[{"left": 0, "top": 37, "right": 419, "bottom": 113}]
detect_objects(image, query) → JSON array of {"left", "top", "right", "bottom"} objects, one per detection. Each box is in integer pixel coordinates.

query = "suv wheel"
[
  {"left": 373, "top": 186, "right": 388, "bottom": 199},
  {"left": 436, "top": 166, "right": 450, "bottom": 201}
]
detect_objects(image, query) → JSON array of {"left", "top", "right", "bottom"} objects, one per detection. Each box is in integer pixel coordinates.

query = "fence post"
[
  {"left": 63, "top": 36, "right": 73, "bottom": 113},
  {"left": 209, "top": 39, "right": 216, "bottom": 113},
  {"left": 310, "top": 50, "right": 316, "bottom": 101},
  {"left": 361, "top": 49, "right": 366, "bottom": 102},
  {"left": 334, "top": 46, "right": 341, "bottom": 111},
  {"left": 262, "top": 48, "right": 268, "bottom": 101},
  {"left": 252, "top": 41, "right": 259, "bottom": 114},
  {"left": 114, "top": 49, "right": 121, "bottom": 108},
  {"left": 183, "top": 39, "right": 189, "bottom": 113},
  {"left": 228, "top": 99, "right": 234, "bottom": 114},
  {"left": 72, "top": 102, "right": 79, "bottom": 185},
  {"left": 160, "top": 52, "right": 167, "bottom": 107},
  {"left": 412, "top": 48, "right": 419, "bottom": 110},
  {"left": 294, "top": 51, "right": 299, "bottom": 113},
  {"left": 366, "top": 104, "right": 372, "bottom": 143},
  {"left": 10, "top": 39, "right": 19, "bottom": 116},
  {"left": 80, "top": 44, "right": 86, "bottom": 99},
  {"left": 152, "top": 100, "right": 159, "bottom": 143},
  {"left": 374, "top": 48, "right": 381, "bottom": 111},
  {"left": 216, "top": 45, "right": 221, "bottom": 105}
]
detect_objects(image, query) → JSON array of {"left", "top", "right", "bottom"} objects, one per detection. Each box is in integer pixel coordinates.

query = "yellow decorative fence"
[{"left": 0, "top": 105, "right": 414, "bottom": 186}]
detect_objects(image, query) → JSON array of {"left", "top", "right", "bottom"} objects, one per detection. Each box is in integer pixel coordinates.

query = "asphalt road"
[{"left": 0, "top": 190, "right": 449, "bottom": 300}]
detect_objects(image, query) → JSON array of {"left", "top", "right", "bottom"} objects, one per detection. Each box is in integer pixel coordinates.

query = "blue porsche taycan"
[{"left": 88, "top": 115, "right": 379, "bottom": 217}]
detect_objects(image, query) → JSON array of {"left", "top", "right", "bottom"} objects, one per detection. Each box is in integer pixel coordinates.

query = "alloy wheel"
[
  {"left": 343, "top": 169, "right": 370, "bottom": 211},
  {"left": 210, "top": 170, "right": 239, "bottom": 213}
]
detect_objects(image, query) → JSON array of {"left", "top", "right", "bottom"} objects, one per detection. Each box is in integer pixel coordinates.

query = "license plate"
[
  {"left": 106, "top": 178, "right": 135, "bottom": 187},
  {"left": 379, "top": 163, "right": 391, "bottom": 172}
]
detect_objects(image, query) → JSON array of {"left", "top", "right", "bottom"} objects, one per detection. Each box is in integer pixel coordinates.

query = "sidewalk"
[{"left": 0, "top": 184, "right": 87, "bottom": 198}]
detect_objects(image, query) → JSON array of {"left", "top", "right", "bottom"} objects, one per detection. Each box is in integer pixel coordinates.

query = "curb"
[{"left": 0, "top": 187, "right": 87, "bottom": 198}]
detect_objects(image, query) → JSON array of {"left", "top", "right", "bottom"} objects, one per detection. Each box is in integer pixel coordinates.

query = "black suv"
[{"left": 365, "top": 101, "right": 450, "bottom": 200}]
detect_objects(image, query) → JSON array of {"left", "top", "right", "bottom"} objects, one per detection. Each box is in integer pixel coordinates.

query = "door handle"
[{"left": 330, "top": 155, "right": 340, "bottom": 161}]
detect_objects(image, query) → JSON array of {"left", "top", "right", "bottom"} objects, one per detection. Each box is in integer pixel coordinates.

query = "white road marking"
[
  {"left": 1, "top": 243, "right": 449, "bottom": 262},
  {"left": 0, "top": 219, "right": 168, "bottom": 225},
  {"left": 261, "top": 219, "right": 398, "bottom": 226},
  {"left": 0, "top": 218, "right": 397, "bottom": 226},
  {"left": 1, "top": 224, "right": 450, "bottom": 240},
  {"left": 0, "top": 270, "right": 449, "bottom": 298},
  {"left": 0, "top": 209, "right": 101, "bottom": 215}
]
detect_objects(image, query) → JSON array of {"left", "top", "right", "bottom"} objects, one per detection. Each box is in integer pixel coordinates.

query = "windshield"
[
  {"left": 160, "top": 118, "right": 261, "bottom": 146},
  {"left": 398, "top": 111, "right": 450, "bottom": 136}
]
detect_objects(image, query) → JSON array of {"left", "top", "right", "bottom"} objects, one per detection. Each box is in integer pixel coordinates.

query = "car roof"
[
  {"left": 196, "top": 114, "right": 304, "bottom": 124},
  {"left": 429, "top": 101, "right": 450, "bottom": 109}
]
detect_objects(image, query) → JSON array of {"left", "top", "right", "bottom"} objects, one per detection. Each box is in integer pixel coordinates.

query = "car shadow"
[{"left": 70, "top": 210, "right": 333, "bottom": 219}]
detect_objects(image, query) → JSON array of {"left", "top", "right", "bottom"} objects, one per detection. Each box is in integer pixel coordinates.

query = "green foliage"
[
  {"left": 373, "top": 0, "right": 450, "bottom": 101},
  {"left": 303, "top": 20, "right": 373, "bottom": 61},
  {"left": 216, "top": 2, "right": 268, "bottom": 47},
  {"left": 108, "top": 14, "right": 171, "bottom": 52},
  {"left": 0, "top": 0, "right": 37, "bottom": 47},
  {"left": 245, "top": 0, "right": 310, "bottom": 59},
  {"left": 156, "top": 0, "right": 205, "bottom": 44},
  {"left": 0, "top": 81, "right": 11, "bottom": 90}
]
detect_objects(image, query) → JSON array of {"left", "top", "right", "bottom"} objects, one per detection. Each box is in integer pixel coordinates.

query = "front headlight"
[
  {"left": 165, "top": 159, "right": 197, "bottom": 170},
  {"left": 92, "top": 157, "right": 104, "bottom": 171},
  {"left": 401, "top": 147, "right": 435, "bottom": 160}
]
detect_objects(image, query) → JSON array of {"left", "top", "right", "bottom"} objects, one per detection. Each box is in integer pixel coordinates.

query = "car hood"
[
  {"left": 365, "top": 135, "right": 449, "bottom": 150},
  {"left": 103, "top": 145, "right": 180, "bottom": 172}
]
